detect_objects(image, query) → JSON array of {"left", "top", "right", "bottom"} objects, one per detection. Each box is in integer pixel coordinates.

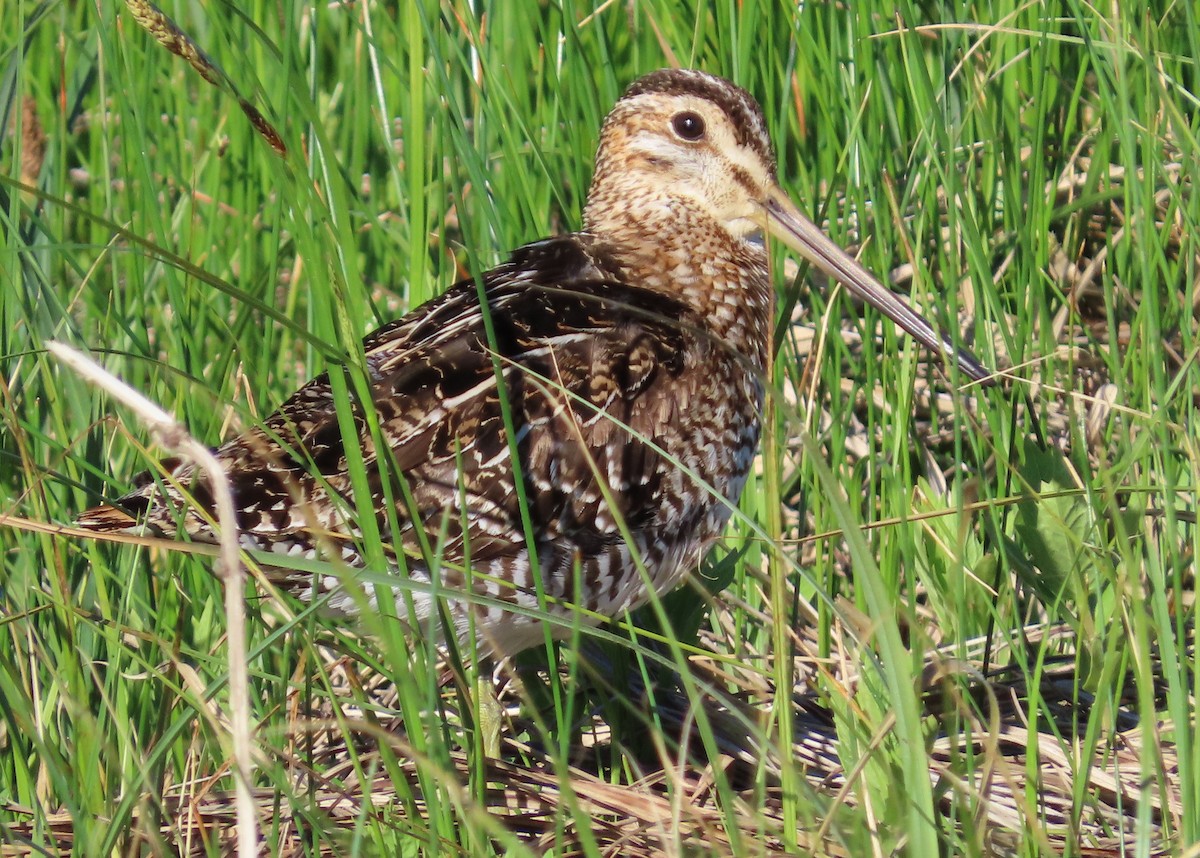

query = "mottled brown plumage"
[{"left": 77, "top": 69, "right": 989, "bottom": 656}]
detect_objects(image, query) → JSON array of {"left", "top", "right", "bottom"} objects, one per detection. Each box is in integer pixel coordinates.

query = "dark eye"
[{"left": 671, "top": 111, "right": 706, "bottom": 141}]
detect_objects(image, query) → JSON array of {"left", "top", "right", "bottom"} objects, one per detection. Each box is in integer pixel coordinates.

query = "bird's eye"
[{"left": 671, "top": 111, "right": 706, "bottom": 141}]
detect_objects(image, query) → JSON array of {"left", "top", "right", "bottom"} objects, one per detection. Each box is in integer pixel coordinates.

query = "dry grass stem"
[{"left": 44, "top": 341, "right": 258, "bottom": 857}]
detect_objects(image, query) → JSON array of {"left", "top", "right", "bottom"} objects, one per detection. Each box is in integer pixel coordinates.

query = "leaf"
[{"left": 1013, "top": 445, "right": 1091, "bottom": 604}]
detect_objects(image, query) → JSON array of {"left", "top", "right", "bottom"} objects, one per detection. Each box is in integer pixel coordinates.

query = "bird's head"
[
  {"left": 584, "top": 68, "right": 780, "bottom": 247},
  {"left": 584, "top": 68, "right": 991, "bottom": 384}
]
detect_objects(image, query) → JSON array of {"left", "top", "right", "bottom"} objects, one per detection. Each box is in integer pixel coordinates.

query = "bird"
[{"left": 76, "top": 69, "right": 990, "bottom": 658}]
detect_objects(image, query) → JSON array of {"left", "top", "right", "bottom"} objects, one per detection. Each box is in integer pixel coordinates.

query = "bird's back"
[{"left": 77, "top": 234, "right": 765, "bottom": 654}]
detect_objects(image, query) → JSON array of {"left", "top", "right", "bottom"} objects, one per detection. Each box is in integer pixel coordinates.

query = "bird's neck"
[{"left": 583, "top": 202, "right": 773, "bottom": 372}]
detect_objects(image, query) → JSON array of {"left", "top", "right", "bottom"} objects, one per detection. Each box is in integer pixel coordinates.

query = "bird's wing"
[{"left": 79, "top": 237, "right": 704, "bottom": 584}]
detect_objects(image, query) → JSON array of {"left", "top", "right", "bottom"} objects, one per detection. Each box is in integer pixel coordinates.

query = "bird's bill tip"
[{"left": 761, "top": 188, "right": 994, "bottom": 385}]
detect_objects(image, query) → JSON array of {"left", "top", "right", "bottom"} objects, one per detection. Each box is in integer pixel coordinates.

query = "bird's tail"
[
  {"left": 75, "top": 458, "right": 189, "bottom": 535},
  {"left": 74, "top": 501, "right": 142, "bottom": 533}
]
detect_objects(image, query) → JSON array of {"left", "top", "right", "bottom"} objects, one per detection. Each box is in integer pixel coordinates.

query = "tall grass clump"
[{"left": 1, "top": 1, "right": 1196, "bottom": 855}]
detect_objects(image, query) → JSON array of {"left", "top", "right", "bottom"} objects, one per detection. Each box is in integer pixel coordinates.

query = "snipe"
[{"left": 77, "top": 69, "right": 990, "bottom": 657}]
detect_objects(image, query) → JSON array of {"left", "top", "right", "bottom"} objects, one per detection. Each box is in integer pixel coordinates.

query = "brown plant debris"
[{"left": 121, "top": 0, "right": 286, "bottom": 156}]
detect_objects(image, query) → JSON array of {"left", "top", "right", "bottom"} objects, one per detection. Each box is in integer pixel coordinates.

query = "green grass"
[{"left": 2, "top": 0, "right": 1198, "bottom": 855}]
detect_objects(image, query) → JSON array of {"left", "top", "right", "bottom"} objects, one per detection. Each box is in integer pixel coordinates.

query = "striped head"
[
  {"left": 583, "top": 68, "right": 992, "bottom": 384},
  {"left": 584, "top": 69, "right": 777, "bottom": 250}
]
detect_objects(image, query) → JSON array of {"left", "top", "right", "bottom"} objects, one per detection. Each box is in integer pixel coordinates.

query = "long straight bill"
[{"left": 763, "top": 189, "right": 993, "bottom": 385}]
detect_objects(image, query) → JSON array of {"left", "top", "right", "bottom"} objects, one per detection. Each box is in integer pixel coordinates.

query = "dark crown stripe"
[{"left": 621, "top": 69, "right": 775, "bottom": 169}]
